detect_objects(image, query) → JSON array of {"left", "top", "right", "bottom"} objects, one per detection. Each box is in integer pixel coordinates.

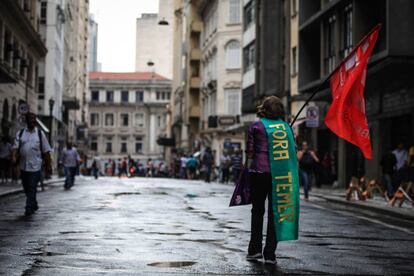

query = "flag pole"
[{"left": 289, "top": 71, "right": 333, "bottom": 128}]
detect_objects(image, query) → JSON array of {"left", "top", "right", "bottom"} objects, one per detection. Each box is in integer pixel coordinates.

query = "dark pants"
[
  {"left": 64, "top": 166, "right": 77, "bottom": 188},
  {"left": 232, "top": 168, "right": 241, "bottom": 183},
  {"left": 205, "top": 166, "right": 211, "bottom": 183},
  {"left": 300, "top": 169, "right": 311, "bottom": 199},
  {"left": 248, "top": 172, "right": 277, "bottom": 259},
  {"left": 222, "top": 168, "right": 230, "bottom": 183},
  {"left": 21, "top": 170, "right": 41, "bottom": 213}
]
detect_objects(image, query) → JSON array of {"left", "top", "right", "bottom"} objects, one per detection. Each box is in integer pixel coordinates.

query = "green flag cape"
[{"left": 260, "top": 118, "right": 300, "bottom": 241}]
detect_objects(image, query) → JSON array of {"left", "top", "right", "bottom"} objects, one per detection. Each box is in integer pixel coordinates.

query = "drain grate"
[{"left": 147, "top": 261, "right": 196, "bottom": 268}]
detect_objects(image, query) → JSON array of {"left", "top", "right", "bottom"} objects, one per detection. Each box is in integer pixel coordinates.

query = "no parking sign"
[{"left": 306, "top": 106, "right": 319, "bottom": 128}]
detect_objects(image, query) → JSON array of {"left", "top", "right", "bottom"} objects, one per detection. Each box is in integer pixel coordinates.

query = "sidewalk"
[
  {"left": 0, "top": 176, "right": 64, "bottom": 198},
  {"left": 309, "top": 187, "right": 414, "bottom": 220}
]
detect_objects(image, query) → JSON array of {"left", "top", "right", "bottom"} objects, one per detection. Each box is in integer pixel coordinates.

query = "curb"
[
  {"left": 311, "top": 192, "right": 414, "bottom": 221},
  {"left": 0, "top": 178, "right": 64, "bottom": 199}
]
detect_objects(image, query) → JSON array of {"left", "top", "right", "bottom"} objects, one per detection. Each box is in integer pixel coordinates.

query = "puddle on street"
[
  {"left": 147, "top": 261, "right": 197, "bottom": 268},
  {"left": 112, "top": 192, "right": 141, "bottom": 197}
]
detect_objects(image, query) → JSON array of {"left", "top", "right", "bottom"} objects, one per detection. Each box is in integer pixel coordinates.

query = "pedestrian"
[
  {"left": 0, "top": 136, "right": 12, "bottom": 184},
  {"left": 61, "top": 142, "right": 81, "bottom": 189},
  {"left": 297, "top": 141, "right": 319, "bottom": 201},
  {"left": 220, "top": 151, "right": 231, "bottom": 184},
  {"left": 180, "top": 154, "right": 188, "bottom": 179},
  {"left": 380, "top": 148, "right": 397, "bottom": 197},
  {"left": 119, "top": 157, "right": 128, "bottom": 178},
  {"left": 202, "top": 148, "right": 214, "bottom": 183},
  {"left": 246, "top": 96, "right": 300, "bottom": 264},
  {"left": 146, "top": 158, "right": 153, "bottom": 177},
  {"left": 230, "top": 149, "right": 243, "bottom": 184},
  {"left": 91, "top": 157, "right": 99, "bottom": 179},
  {"left": 186, "top": 155, "right": 199, "bottom": 180},
  {"left": 11, "top": 112, "right": 52, "bottom": 216},
  {"left": 392, "top": 142, "right": 408, "bottom": 172}
]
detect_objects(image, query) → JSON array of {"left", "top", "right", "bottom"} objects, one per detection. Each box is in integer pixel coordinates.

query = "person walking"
[
  {"left": 11, "top": 113, "right": 52, "bottom": 216},
  {"left": 180, "top": 154, "right": 188, "bottom": 179},
  {"left": 186, "top": 155, "right": 199, "bottom": 180},
  {"left": 297, "top": 141, "right": 319, "bottom": 200},
  {"left": 231, "top": 149, "right": 243, "bottom": 184},
  {"left": 61, "top": 142, "right": 81, "bottom": 190},
  {"left": 245, "top": 96, "right": 300, "bottom": 264},
  {"left": 380, "top": 148, "right": 397, "bottom": 197},
  {"left": 220, "top": 152, "right": 231, "bottom": 184},
  {"left": 202, "top": 148, "right": 214, "bottom": 183},
  {"left": 0, "top": 136, "right": 12, "bottom": 184},
  {"left": 91, "top": 157, "right": 100, "bottom": 179}
]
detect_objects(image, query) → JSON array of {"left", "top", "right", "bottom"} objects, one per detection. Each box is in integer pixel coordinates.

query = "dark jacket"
[{"left": 246, "top": 120, "right": 270, "bottom": 173}]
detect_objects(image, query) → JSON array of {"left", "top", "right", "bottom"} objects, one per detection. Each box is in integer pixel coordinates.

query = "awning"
[{"left": 36, "top": 118, "right": 50, "bottom": 133}]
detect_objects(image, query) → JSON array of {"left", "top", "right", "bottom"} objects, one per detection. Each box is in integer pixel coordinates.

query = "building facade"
[
  {"left": 88, "top": 72, "right": 171, "bottom": 164},
  {"left": 0, "top": 0, "right": 47, "bottom": 138},
  {"left": 87, "top": 14, "right": 99, "bottom": 72},
  {"left": 294, "top": 0, "right": 414, "bottom": 186},
  {"left": 62, "top": 0, "right": 89, "bottom": 152},
  {"left": 135, "top": 0, "right": 174, "bottom": 79},
  {"left": 199, "top": 0, "right": 244, "bottom": 164}
]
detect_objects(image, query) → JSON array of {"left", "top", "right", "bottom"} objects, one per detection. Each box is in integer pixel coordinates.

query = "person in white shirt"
[
  {"left": 393, "top": 143, "right": 408, "bottom": 171},
  {"left": 0, "top": 136, "right": 12, "bottom": 183},
  {"left": 61, "top": 142, "right": 81, "bottom": 190},
  {"left": 12, "top": 112, "right": 52, "bottom": 216}
]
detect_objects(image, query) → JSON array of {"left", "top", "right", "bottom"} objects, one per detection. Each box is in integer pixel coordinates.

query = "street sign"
[
  {"left": 18, "top": 103, "right": 29, "bottom": 114},
  {"left": 306, "top": 106, "right": 319, "bottom": 128}
]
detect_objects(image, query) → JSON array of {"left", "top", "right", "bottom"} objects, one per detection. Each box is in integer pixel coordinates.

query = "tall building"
[
  {"left": 199, "top": 0, "right": 244, "bottom": 164},
  {"left": 37, "top": 0, "right": 67, "bottom": 165},
  {"left": 294, "top": 0, "right": 414, "bottom": 186},
  {"left": 87, "top": 14, "right": 99, "bottom": 72},
  {"left": 0, "top": 0, "right": 47, "bottom": 137},
  {"left": 88, "top": 72, "right": 171, "bottom": 163},
  {"left": 135, "top": 0, "right": 174, "bottom": 79},
  {"left": 62, "top": 0, "right": 89, "bottom": 153}
]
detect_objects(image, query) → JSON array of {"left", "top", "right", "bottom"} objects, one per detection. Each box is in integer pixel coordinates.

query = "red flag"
[{"left": 325, "top": 25, "right": 381, "bottom": 160}]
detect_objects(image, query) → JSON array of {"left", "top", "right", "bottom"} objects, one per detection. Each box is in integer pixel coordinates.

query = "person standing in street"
[
  {"left": 230, "top": 149, "right": 243, "bottom": 184},
  {"left": 202, "top": 148, "right": 214, "bottom": 183},
  {"left": 393, "top": 142, "right": 408, "bottom": 172},
  {"left": 180, "top": 154, "right": 188, "bottom": 179},
  {"left": 12, "top": 112, "right": 52, "bottom": 216},
  {"left": 245, "top": 96, "right": 300, "bottom": 264},
  {"left": 297, "top": 141, "right": 319, "bottom": 200},
  {"left": 220, "top": 152, "right": 231, "bottom": 184},
  {"left": 61, "top": 142, "right": 81, "bottom": 190},
  {"left": 186, "top": 155, "right": 198, "bottom": 180},
  {"left": 380, "top": 148, "right": 397, "bottom": 197},
  {"left": 0, "top": 136, "right": 12, "bottom": 184}
]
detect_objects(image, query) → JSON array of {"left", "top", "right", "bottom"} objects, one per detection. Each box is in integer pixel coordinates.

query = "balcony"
[
  {"left": 190, "top": 77, "right": 201, "bottom": 89},
  {"left": 191, "top": 21, "right": 203, "bottom": 34},
  {"left": 190, "top": 48, "right": 201, "bottom": 61}
]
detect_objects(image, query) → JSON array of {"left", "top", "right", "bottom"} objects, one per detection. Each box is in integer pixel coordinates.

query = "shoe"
[
  {"left": 24, "top": 210, "right": 34, "bottom": 216},
  {"left": 264, "top": 259, "right": 277, "bottom": 265},
  {"left": 246, "top": 253, "right": 263, "bottom": 261},
  {"left": 33, "top": 205, "right": 39, "bottom": 212}
]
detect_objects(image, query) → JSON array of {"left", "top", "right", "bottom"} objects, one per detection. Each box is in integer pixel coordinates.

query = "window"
[
  {"left": 135, "top": 137, "right": 143, "bottom": 154},
  {"left": 243, "top": 43, "right": 255, "bottom": 72},
  {"left": 136, "top": 91, "right": 144, "bottom": 103},
  {"left": 208, "top": 92, "right": 217, "bottom": 116},
  {"left": 121, "top": 91, "right": 129, "bottom": 103},
  {"left": 38, "top": 77, "right": 45, "bottom": 99},
  {"left": 90, "top": 137, "right": 98, "bottom": 151},
  {"left": 91, "top": 90, "right": 99, "bottom": 102},
  {"left": 106, "top": 142, "right": 112, "bottom": 153},
  {"left": 229, "top": 0, "right": 241, "bottom": 24},
  {"left": 225, "top": 89, "right": 241, "bottom": 115},
  {"left": 40, "top": 2, "right": 47, "bottom": 24},
  {"left": 134, "top": 113, "right": 145, "bottom": 128},
  {"left": 90, "top": 113, "right": 99, "bottom": 126},
  {"left": 106, "top": 91, "right": 114, "bottom": 102},
  {"left": 324, "top": 15, "right": 336, "bottom": 74},
  {"left": 120, "top": 138, "right": 127, "bottom": 153},
  {"left": 105, "top": 113, "right": 114, "bottom": 126},
  {"left": 120, "top": 113, "right": 129, "bottom": 127},
  {"left": 291, "top": 47, "right": 298, "bottom": 75},
  {"left": 244, "top": 0, "right": 255, "bottom": 30},
  {"left": 157, "top": 115, "right": 161, "bottom": 127},
  {"left": 342, "top": 4, "right": 353, "bottom": 57},
  {"left": 226, "top": 40, "right": 241, "bottom": 69}
]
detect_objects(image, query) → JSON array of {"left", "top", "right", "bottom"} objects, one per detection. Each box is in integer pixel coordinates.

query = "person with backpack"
[
  {"left": 11, "top": 112, "right": 52, "bottom": 216},
  {"left": 202, "top": 147, "right": 214, "bottom": 183},
  {"left": 297, "top": 141, "right": 319, "bottom": 201}
]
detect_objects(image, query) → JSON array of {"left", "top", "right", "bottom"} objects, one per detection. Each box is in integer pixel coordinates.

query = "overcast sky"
[{"left": 90, "top": 0, "right": 159, "bottom": 72}]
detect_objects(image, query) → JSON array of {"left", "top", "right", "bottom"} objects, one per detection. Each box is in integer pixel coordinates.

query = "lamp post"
[{"left": 48, "top": 97, "right": 55, "bottom": 143}]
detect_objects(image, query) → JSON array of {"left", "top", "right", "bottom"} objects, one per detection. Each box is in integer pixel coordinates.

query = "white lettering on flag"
[{"left": 345, "top": 53, "right": 357, "bottom": 71}]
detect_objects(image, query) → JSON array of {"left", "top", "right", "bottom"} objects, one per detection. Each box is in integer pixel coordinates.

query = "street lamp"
[{"left": 48, "top": 97, "right": 55, "bottom": 142}]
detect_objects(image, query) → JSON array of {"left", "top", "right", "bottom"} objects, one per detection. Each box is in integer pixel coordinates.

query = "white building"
[
  {"left": 135, "top": 0, "right": 174, "bottom": 79},
  {"left": 88, "top": 72, "right": 171, "bottom": 164},
  {"left": 199, "top": 0, "right": 244, "bottom": 164}
]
